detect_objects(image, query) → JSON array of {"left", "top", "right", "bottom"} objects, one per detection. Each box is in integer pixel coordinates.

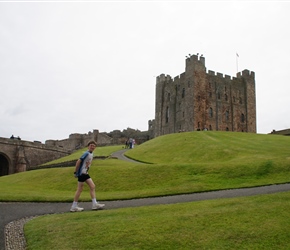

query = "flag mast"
[{"left": 236, "top": 53, "right": 239, "bottom": 73}]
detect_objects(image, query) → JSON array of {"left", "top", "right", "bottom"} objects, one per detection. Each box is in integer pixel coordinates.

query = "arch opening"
[{"left": 0, "top": 153, "right": 10, "bottom": 176}]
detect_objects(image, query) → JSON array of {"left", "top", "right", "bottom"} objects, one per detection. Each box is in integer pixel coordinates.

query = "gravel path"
[{"left": 1, "top": 149, "right": 290, "bottom": 250}]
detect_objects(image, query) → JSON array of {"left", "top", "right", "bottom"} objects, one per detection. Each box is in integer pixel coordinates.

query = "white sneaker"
[
  {"left": 92, "top": 203, "right": 105, "bottom": 210},
  {"left": 70, "top": 206, "right": 84, "bottom": 212}
]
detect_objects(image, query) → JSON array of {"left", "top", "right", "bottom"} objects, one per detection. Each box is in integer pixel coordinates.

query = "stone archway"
[{"left": 0, "top": 153, "right": 10, "bottom": 176}]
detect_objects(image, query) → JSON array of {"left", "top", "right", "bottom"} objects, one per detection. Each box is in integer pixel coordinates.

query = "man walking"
[{"left": 70, "top": 140, "right": 105, "bottom": 212}]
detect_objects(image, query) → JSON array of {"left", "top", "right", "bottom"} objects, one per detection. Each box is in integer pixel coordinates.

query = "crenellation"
[
  {"left": 199, "top": 56, "right": 205, "bottom": 65},
  {"left": 208, "top": 70, "right": 215, "bottom": 75},
  {"left": 180, "top": 72, "right": 185, "bottom": 80},
  {"left": 190, "top": 54, "right": 198, "bottom": 61},
  {"left": 241, "top": 69, "right": 255, "bottom": 78}
]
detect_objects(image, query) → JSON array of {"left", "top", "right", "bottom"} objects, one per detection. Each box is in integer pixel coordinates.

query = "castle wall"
[
  {"left": 45, "top": 130, "right": 99, "bottom": 151},
  {"left": 154, "top": 54, "right": 256, "bottom": 137},
  {"left": 0, "top": 138, "right": 70, "bottom": 175}
]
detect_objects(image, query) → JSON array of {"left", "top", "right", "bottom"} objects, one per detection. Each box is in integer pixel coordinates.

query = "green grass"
[
  {"left": 2, "top": 131, "right": 290, "bottom": 249},
  {"left": 0, "top": 132, "right": 289, "bottom": 202},
  {"left": 41, "top": 145, "right": 124, "bottom": 165},
  {"left": 25, "top": 191, "right": 290, "bottom": 249},
  {"left": 125, "top": 131, "right": 290, "bottom": 165}
]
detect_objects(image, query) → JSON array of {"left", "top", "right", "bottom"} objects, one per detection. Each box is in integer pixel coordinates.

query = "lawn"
[
  {"left": 0, "top": 131, "right": 289, "bottom": 202},
  {"left": 25, "top": 191, "right": 290, "bottom": 249},
  {"left": 1, "top": 131, "right": 290, "bottom": 249}
]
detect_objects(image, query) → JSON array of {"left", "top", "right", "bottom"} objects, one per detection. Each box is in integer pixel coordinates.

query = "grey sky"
[{"left": 0, "top": 1, "right": 289, "bottom": 143}]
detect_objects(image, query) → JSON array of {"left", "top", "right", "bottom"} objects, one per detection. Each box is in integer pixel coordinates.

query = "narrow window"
[
  {"left": 209, "top": 107, "right": 213, "bottom": 118},
  {"left": 241, "top": 113, "right": 245, "bottom": 123},
  {"left": 182, "top": 88, "right": 185, "bottom": 98},
  {"left": 166, "top": 106, "right": 169, "bottom": 123},
  {"left": 225, "top": 110, "right": 229, "bottom": 121},
  {"left": 225, "top": 94, "right": 228, "bottom": 101}
]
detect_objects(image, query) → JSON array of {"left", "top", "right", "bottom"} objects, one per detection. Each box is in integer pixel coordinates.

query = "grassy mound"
[{"left": 0, "top": 131, "right": 289, "bottom": 202}]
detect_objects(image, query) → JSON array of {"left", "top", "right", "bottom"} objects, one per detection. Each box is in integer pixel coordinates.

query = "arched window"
[
  {"left": 241, "top": 113, "right": 245, "bottom": 123},
  {"left": 197, "top": 122, "right": 201, "bottom": 130},
  {"left": 225, "top": 110, "right": 229, "bottom": 121},
  {"left": 166, "top": 106, "right": 169, "bottom": 123},
  {"left": 209, "top": 107, "right": 213, "bottom": 118}
]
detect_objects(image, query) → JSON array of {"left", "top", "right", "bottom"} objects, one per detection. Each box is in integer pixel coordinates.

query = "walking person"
[{"left": 70, "top": 140, "right": 105, "bottom": 212}]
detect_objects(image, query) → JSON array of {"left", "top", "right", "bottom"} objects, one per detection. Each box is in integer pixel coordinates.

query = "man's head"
[
  {"left": 87, "top": 140, "right": 97, "bottom": 146},
  {"left": 87, "top": 140, "right": 97, "bottom": 152}
]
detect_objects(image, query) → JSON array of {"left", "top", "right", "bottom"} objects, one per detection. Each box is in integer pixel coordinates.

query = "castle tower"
[
  {"left": 153, "top": 53, "right": 256, "bottom": 137},
  {"left": 237, "top": 70, "right": 256, "bottom": 132}
]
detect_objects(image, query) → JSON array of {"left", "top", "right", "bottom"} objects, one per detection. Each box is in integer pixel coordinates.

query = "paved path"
[
  {"left": 110, "top": 148, "right": 145, "bottom": 163},
  {"left": 1, "top": 149, "right": 290, "bottom": 250}
]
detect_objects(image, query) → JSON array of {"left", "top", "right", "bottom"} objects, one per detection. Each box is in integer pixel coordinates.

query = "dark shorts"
[{"left": 78, "top": 174, "right": 91, "bottom": 182}]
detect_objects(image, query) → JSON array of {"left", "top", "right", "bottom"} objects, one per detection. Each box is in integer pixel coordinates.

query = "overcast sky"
[{"left": 0, "top": 1, "right": 289, "bottom": 143}]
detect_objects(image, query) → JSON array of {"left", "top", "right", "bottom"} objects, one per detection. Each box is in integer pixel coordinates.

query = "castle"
[{"left": 150, "top": 54, "right": 256, "bottom": 137}]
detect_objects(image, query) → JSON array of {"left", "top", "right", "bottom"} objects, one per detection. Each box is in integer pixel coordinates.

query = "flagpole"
[{"left": 236, "top": 53, "right": 239, "bottom": 73}]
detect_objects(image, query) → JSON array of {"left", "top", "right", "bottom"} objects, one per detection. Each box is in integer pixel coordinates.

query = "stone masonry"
[{"left": 152, "top": 54, "right": 256, "bottom": 137}]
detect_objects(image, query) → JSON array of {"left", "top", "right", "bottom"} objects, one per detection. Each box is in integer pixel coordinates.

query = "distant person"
[
  {"left": 10, "top": 135, "right": 14, "bottom": 139},
  {"left": 70, "top": 140, "right": 105, "bottom": 212},
  {"left": 129, "top": 138, "right": 133, "bottom": 149}
]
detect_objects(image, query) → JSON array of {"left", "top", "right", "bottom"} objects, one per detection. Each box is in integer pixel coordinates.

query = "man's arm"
[
  {"left": 74, "top": 159, "right": 82, "bottom": 177},
  {"left": 74, "top": 159, "right": 81, "bottom": 172}
]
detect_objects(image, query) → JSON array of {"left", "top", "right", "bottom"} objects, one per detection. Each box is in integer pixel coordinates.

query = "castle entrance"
[{"left": 0, "top": 153, "right": 9, "bottom": 176}]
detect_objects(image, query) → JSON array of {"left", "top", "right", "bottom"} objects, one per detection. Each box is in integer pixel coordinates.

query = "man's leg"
[
  {"left": 70, "top": 182, "right": 84, "bottom": 212},
  {"left": 86, "top": 178, "right": 105, "bottom": 210},
  {"left": 86, "top": 178, "right": 96, "bottom": 199}
]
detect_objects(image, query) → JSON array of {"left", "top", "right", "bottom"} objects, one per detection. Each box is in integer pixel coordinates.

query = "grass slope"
[
  {"left": 0, "top": 131, "right": 289, "bottom": 202},
  {"left": 125, "top": 131, "right": 290, "bottom": 164},
  {"left": 25, "top": 192, "right": 290, "bottom": 249}
]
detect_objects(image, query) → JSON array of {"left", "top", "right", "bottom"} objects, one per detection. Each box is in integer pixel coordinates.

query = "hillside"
[
  {"left": 0, "top": 131, "right": 289, "bottom": 202},
  {"left": 125, "top": 131, "right": 290, "bottom": 165}
]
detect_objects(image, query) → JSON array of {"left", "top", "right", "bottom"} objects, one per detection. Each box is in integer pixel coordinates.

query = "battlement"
[
  {"left": 156, "top": 74, "right": 172, "bottom": 83},
  {"left": 185, "top": 53, "right": 205, "bottom": 65},
  {"left": 207, "top": 70, "right": 233, "bottom": 80},
  {"left": 237, "top": 69, "right": 255, "bottom": 78}
]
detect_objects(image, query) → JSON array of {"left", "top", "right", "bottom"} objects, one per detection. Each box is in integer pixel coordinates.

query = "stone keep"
[{"left": 153, "top": 54, "right": 256, "bottom": 137}]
